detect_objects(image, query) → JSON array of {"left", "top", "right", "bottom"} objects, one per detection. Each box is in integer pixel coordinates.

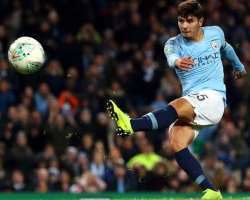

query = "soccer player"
[{"left": 107, "top": 0, "right": 247, "bottom": 199}]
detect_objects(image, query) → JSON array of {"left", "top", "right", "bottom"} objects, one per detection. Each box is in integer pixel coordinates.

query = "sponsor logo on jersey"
[{"left": 193, "top": 52, "right": 220, "bottom": 66}]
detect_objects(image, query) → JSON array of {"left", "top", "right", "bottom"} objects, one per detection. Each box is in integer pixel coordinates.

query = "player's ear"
[{"left": 198, "top": 17, "right": 204, "bottom": 27}]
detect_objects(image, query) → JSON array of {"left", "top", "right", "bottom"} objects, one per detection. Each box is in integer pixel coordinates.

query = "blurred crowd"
[{"left": 0, "top": 0, "right": 250, "bottom": 193}]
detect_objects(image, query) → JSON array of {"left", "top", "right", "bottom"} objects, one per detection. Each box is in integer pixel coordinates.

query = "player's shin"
[
  {"left": 175, "top": 148, "right": 215, "bottom": 190},
  {"left": 131, "top": 105, "right": 178, "bottom": 131}
]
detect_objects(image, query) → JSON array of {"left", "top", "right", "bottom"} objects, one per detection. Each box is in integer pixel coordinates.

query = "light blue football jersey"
[{"left": 164, "top": 26, "right": 244, "bottom": 98}]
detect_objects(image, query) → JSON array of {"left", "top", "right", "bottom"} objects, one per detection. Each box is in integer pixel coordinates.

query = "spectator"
[
  {"left": 76, "top": 152, "right": 89, "bottom": 176},
  {"left": 0, "top": 79, "right": 15, "bottom": 114},
  {"left": 59, "top": 170, "right": 72, "bottom": 192},
  {"left": 34, "top": 167, "right": 49, "bottom": 192},
  {"left": 10, "top": 169, "right": 27, "bottom": 192},
  {"left": 46, "top": 113, "right": 70, "bottom": 155},
  {"left": 127, "top": 137, "right": 163, "bottom": 171},
  {"left": 43, "top": 60, "right": 65, "bottom": 96},
  {"left": 90, "top": 150, "right": 110, "bottom": 181},
  {"left": 48, "top": 157, "right": 61, "bottom": 191},
  {"left": 34, "top": 83, "right": 53, "bottom": 116},
  {"left": 9, "top": 131, "right": 34, "bottom": 174},
  {"left": 70, "top": 172, "right": 106, "bottom": 193},
  {"left": 58, "top": 89, "right": 79, "bottom": 116},
  {"left": 107, "top": 163, "right": 137, "bottom": 192},
  {"left": 61, "top": 147, "right": 79, "bottom": 177},
  {"left": 145, "top": 161, "right": 169, "bottom": 191}
]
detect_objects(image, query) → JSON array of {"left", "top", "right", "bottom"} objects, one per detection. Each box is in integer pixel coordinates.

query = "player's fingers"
[
  {"left": 175, "top": 58, "right": 193, "bottom": 70},
  {"left": 179, "top": 63, "right": 192, "bottom": 70},
  {"left": 181, "top": 61, "right": 193, "bottom": 66},
  {"left": 236, "top": 73, "right": 243, "bottom": 79},
  {"left": 181, "top": 59, "right": 194, "bottom": 66},
  {"left": 240, "top": 70, "right": 247, "bottom": 77},
  {"left": 233, "top": 71, "right": 238, "bottom": 79},
  {"left": 233, "top": 70, "right": 247, "bottom": 79},
  {"left": 182, "top": 57, "right": 194, "bottom": 64},
  {"left": 234, "top": 75, "right": 239, "bottom": 80},
  {"left": 180, "top": 61, "right": 193, "bottom": 68}
]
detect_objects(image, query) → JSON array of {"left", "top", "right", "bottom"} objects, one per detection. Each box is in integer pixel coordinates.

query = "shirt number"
[{"left": 196, "top": 94, "right": 208, "bottom": 101}]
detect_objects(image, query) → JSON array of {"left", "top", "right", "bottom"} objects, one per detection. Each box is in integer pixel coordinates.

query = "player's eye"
[{"left": 178, "top": 19, "right": 184, "bottom": 23}]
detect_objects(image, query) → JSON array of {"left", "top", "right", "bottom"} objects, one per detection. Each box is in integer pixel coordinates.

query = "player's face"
[{"left": 178, "top": 15, "right": 203, "bottom": 39}]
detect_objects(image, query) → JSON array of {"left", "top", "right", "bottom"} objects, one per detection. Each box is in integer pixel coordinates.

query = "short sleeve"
[
  {"left": 213, "top": 26, "right": 226, "bottom": 49},
  {"left": 164, "top": 37, "right": 180, "bottom": 68}
]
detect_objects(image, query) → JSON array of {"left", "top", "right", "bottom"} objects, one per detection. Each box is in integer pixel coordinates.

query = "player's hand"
[
  {"left": 175, "top": 57, "right": 194, "bottom": 71},
  {"left": 233, "top": 69, "right": 247, "bottom": 80}
]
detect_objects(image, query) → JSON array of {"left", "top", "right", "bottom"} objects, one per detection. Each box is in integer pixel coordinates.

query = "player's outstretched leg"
[{"left": 106, "top": 99, "right": 188, "bottom": 135}]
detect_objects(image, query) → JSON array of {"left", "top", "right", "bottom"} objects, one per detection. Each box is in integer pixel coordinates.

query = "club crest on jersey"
[{"left": 211, "top": 40, "right": 219, "bottom": 49}]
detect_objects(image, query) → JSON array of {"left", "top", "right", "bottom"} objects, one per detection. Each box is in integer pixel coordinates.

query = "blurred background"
[{"left": 0, "top": 0, "right": 250, "bottom": 194}]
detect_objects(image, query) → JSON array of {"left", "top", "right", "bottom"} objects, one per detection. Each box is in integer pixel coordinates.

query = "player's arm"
[
  {"left": 164, "top": 38, "right": 193, "bottom": 70},
  {"left": 217, "top": 26, "right": 247, "bottom": 79},
  {"left": 221, "top": 42, "right": 247, "bottom": 79}
]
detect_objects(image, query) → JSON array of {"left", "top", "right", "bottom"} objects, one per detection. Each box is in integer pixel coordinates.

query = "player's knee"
[
  {"left": 168, "top": 135, "right": 187, "bottom": 153},
  {"left": 170, "top": 98, "right": 195, "bottom": 122}
]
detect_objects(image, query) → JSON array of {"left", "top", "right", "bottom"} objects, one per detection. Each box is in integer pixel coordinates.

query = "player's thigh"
[
  {"left": 169, "top": 97, "right": 195, "bottom": 122},
  {"left": 168, "top": 120, "right": 195, "bottom": 153},
  {"left": 182, "top": 90, "right": 225, "bottom": 126}
]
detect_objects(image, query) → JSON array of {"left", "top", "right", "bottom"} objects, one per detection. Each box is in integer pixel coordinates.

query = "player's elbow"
[
  {"left": 167, "top": 56, "right": 178, "bottom": 68},
  {"left": 167, "top": 60, "right": 174, "bottom": 68}
]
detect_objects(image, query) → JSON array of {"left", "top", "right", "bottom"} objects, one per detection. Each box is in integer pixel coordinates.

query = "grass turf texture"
[{"left": 1, "top": 193, "right": 250, "bottom": 200}]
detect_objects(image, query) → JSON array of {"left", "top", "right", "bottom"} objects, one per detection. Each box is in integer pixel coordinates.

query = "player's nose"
[{"left": 182, "top": 22, "right": 189, "bottom": 29}]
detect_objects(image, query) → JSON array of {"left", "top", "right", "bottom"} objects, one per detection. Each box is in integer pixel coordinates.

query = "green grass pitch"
[{"left": 1, "top": 193, "right": 250, "bottom": 200}]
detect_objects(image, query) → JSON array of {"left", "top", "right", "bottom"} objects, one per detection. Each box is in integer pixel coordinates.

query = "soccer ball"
[{"left": 8, "top": 36, "right": 45, "bottom": 74}]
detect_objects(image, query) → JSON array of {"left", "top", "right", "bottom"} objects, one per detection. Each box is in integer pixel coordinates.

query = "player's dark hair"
[{"left": 177, "top": 0, "right": 204, "bottom": 19}]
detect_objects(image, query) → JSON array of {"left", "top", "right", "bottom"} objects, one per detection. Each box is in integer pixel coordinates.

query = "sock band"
[
  {"left": 145, "top": 112, "right": 158, "bottom": 130},
  {"left": 195, "top": 175, "right": 206, "bottom": 185},
  {"left": 131, "top": 105, "right": 178, "bottom": 131}
]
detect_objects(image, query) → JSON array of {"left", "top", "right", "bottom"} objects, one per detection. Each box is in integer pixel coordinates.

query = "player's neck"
[{"left": 191, "top": 28, "right": 204, "bottom": 41}]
